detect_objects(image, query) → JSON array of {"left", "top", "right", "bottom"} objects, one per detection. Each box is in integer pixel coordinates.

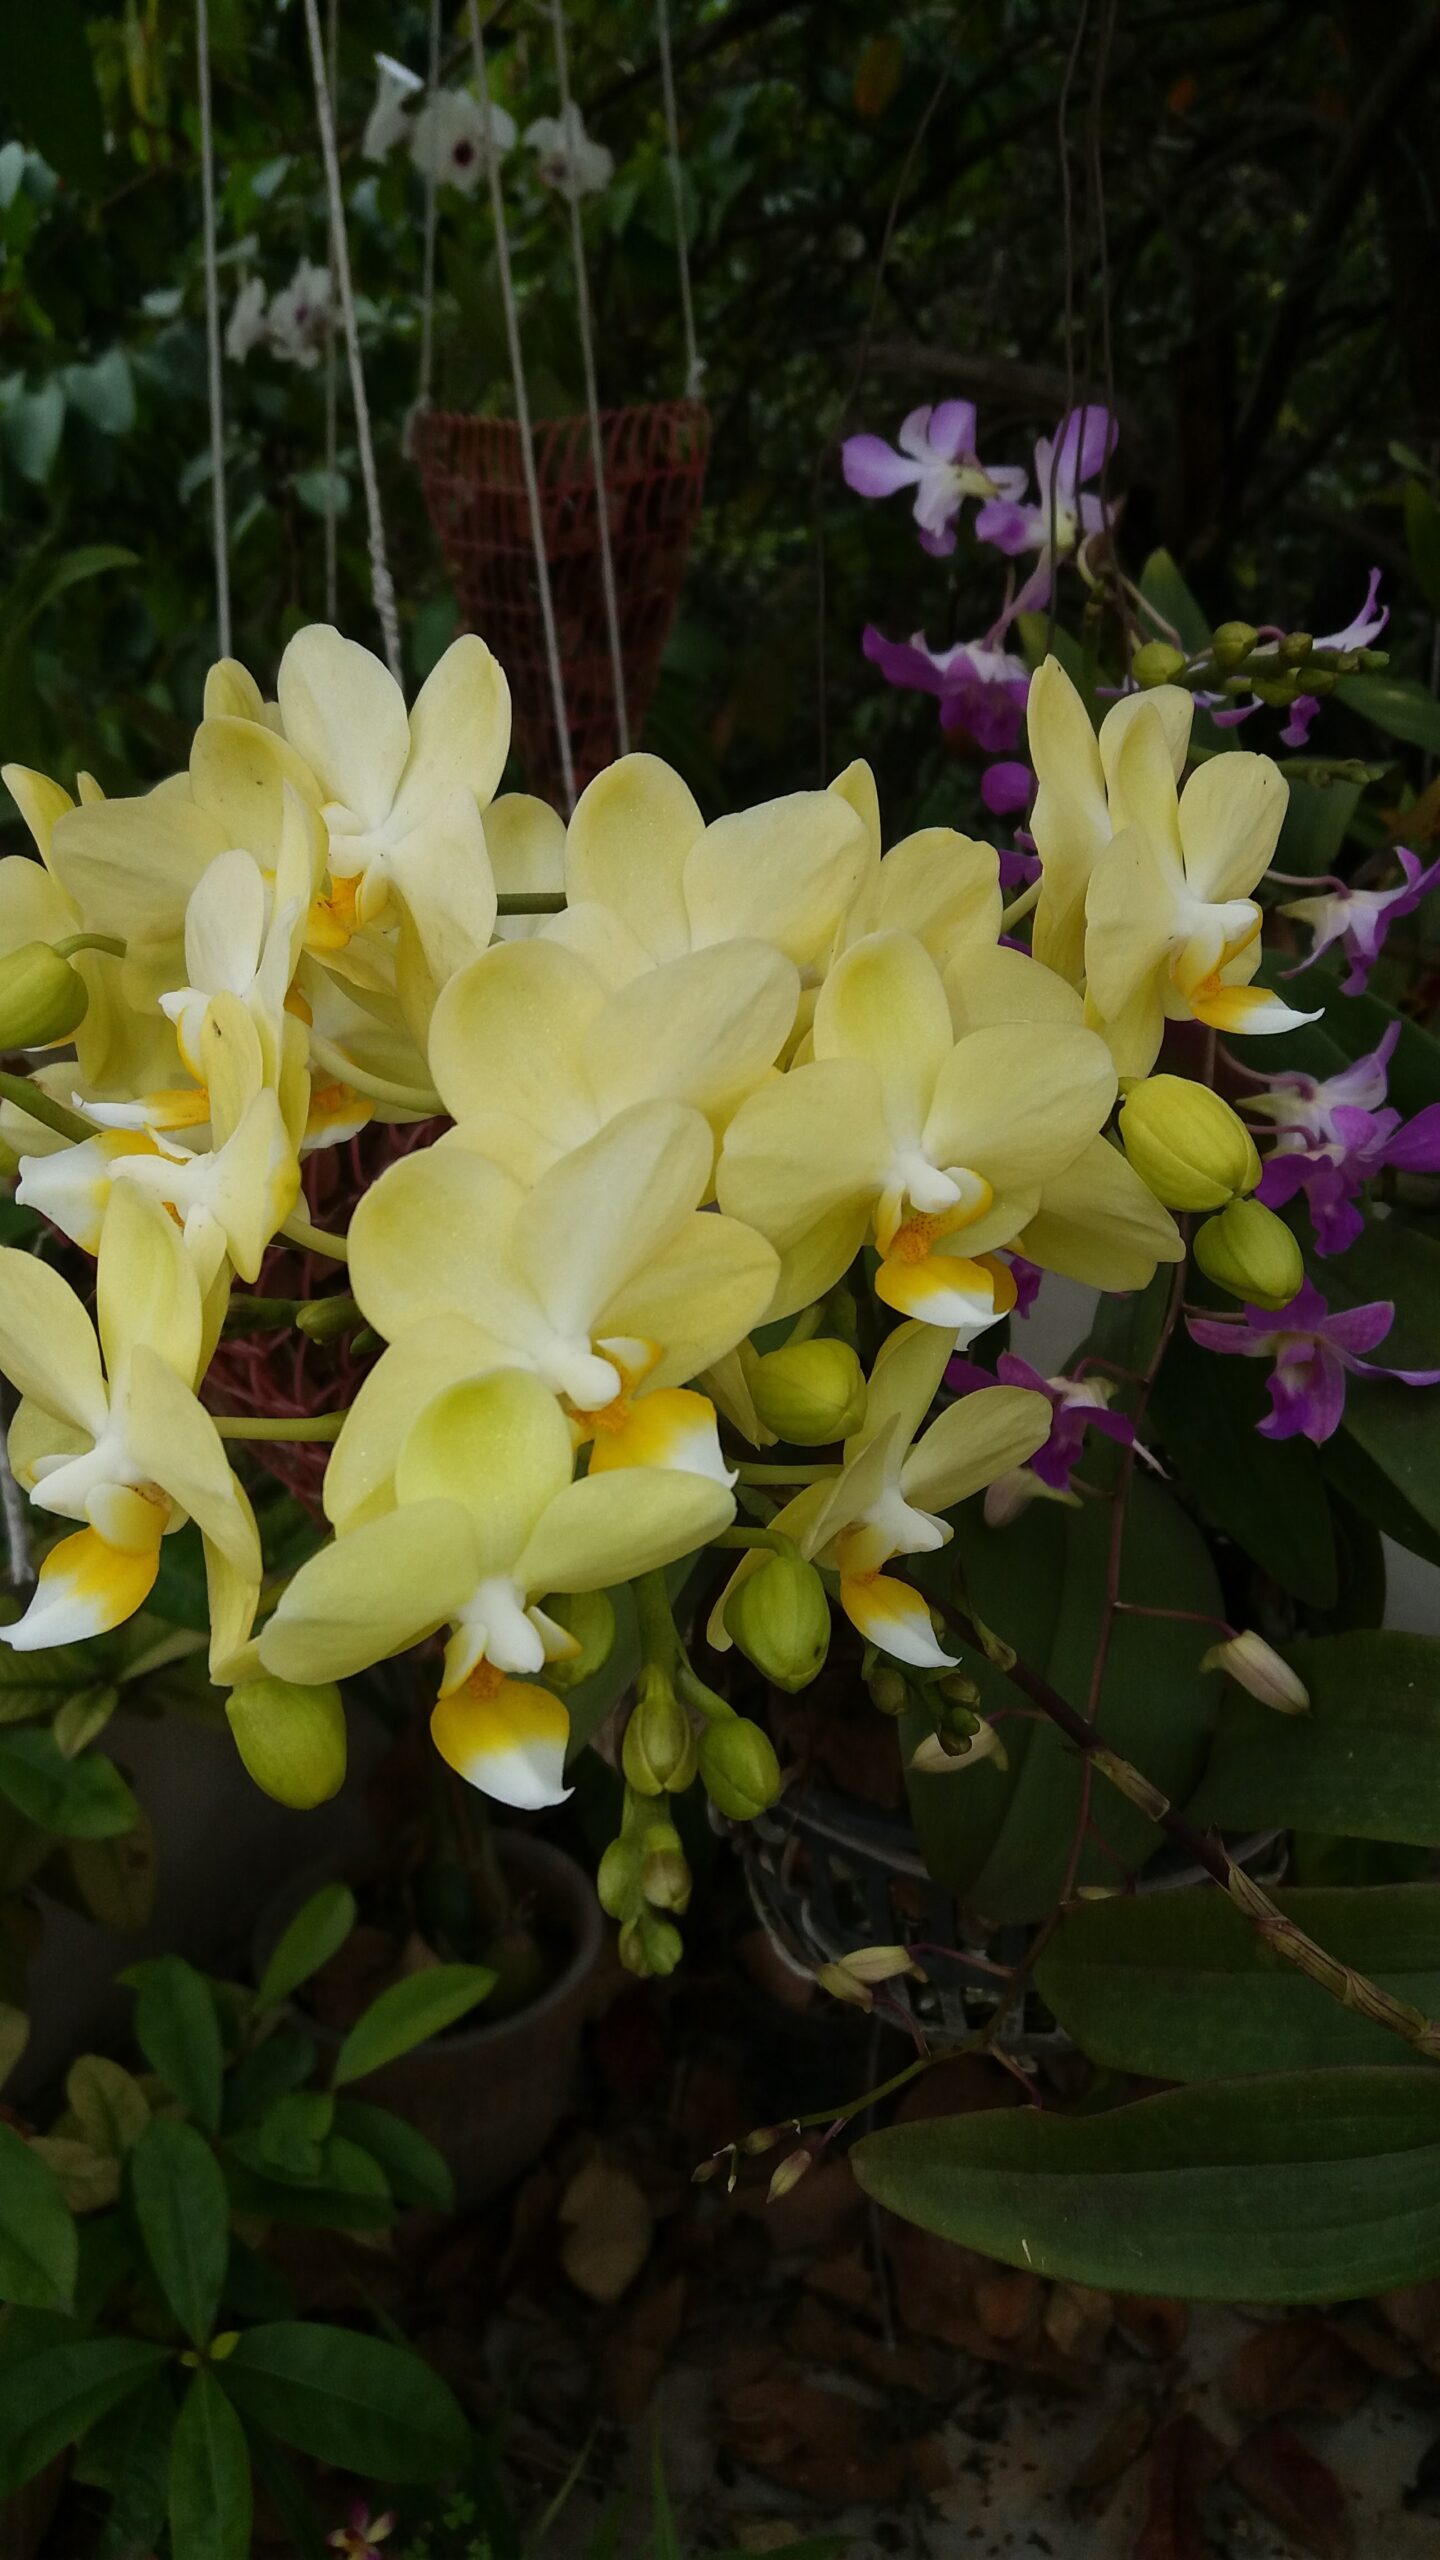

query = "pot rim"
[{"left": 253, "top": 1830, "right": 605, "bottom": 2055}]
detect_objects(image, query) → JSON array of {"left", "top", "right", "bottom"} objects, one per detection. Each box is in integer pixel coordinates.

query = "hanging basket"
[
  {"left": 413, "top": 398, "right": 710, "bottom": 804},
  {"left": 204, "top": 1118, "right": 440, "bottom": 1514}
]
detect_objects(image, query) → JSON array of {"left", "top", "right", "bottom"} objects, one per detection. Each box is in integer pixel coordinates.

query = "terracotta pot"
[{"left": 258, "top": 1834, "right": 605, "bottom": 2205}]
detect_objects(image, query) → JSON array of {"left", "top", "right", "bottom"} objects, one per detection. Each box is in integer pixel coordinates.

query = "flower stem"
[
  {"left": 307, "top": 1030, "right": 443, "bottom": 1115},
  {"left": 0, "top": 1072, "right": 94, "bottom": 1144},
  {"left": 281, "top": 1212, "right": 350, "bottom": 1262},
  {"left": 52, "top": 932, "right": 127, "bottom": 960},
  {"left": 496, "top": 892, "right": 567, "bottom": 914},
  {"left": 212, "top": 1412, "right": 347, "bottom": 1441}
]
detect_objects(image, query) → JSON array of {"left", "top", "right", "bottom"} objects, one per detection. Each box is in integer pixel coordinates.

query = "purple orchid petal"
[
  {"left": 1212, "top": 698, "right": 1262, "bottom": 729},
  {"left": 927, "top": 399, "right": 979, "bottom": 463},
  {"left": 897, "top": 404, "right": 939, "bottom": 461},
  {"left": 861, "top": 624, "right": 952, "bottom": 698},
  {"left": 1052, "top": 404, "right": 1118, "bottom": 493},
  {"left": 1306, "top": 1178, "right": 1367, "bottom": 1257},
  {"left": 1280, "top": 693, "right": 1320, "bottom": 750},
  {"left": 1186, "top": 1312, "right": 1277, "bottom": 1360},
  {"left": 1316, "top": 569, "right": 1388, "bottom": 654},
  {"left": 1383, "top": 1101, "right": 1440, "bottom": 1175},
  {"left": 1255, "top": 1153, "right": 1314, "bottom": 1212},
  {"left": 974, "top": 497, "right": 1037, "bottom": 557},
  {"left": 1260, "top": 1339, "right": 1346, "bottom": 1443},
  {"left": 917, "top": 521, "right": 959, "bottom": 558},
  {"left": 1318, "top": 1297, "right": 1397, "bottom": 1360},
  {"left": 981, "top": 760, "right": 1034, "bottom": 815},
  {"left": 842, "top": 435, "right": 921, "bottom": 500},
  {"left": 1007, "top": 1252, "right": 1043, "bottom": 1315},
  {"left": 1347, "top": 1354, "right": 1440, "bottom": 1389}
]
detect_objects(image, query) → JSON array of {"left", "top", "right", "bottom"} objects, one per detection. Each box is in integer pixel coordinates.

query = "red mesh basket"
[
  {"left": 413, "top": 398, "right": 710, "bottom": 805},
  {"left": 204, "top": 1119, "right": 441, "bottom": 1515}
]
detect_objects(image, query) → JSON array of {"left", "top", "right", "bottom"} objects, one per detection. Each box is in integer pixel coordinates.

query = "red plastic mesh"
[
  {"left": 413, "top": 399, "right": 710, "bottom": 804},
  {"left": 204, "top": 1118, "right": 440, "bottom": 1514}
]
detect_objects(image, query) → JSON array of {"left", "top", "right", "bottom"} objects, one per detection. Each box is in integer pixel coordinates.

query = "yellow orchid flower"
[
  {"left": 1026, "top": 658, "right": 1189, "bottom": 987},
  {"left": 424, "top": 933, "right": 799, "bottom": 1185},
  {"left": 0, "top": 1184, "right": 259, "bottom": 1661},
  {"left": 17, "top": 991, "right": 300, "bottom": 1285},
  {"left": 716, "top": 929, "right": 1117, "bottom": 1332},
  {"left": 274, "top": 625, "right": 505, "bottom": 987},
  {"left": 709, "top": 1322, "right": 1049, "bottom": 1669},
  {"left": 487, "top": 791, "right": 566, "bottom": 943},
  {"left": 544, "top": 751, "right": 871, "bottom": 990},
  {"left": 344, "top": 1098, "right": 779, "bottom": 1471},
  {"left": 261, "top": 1367, "right": 736, "bottom": 1807},
  {"left": 829, "top": 759, "right": 1002, "bottom": 975}
]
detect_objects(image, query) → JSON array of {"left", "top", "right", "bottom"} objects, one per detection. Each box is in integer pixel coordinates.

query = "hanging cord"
[
  {"left": 467, "top": 0, "right": 576, "bottom": 811},
  {"left": 322, "top": 0, "right": 339, "bottom": 619},
  {"left": 654, "top": 0, "right": 702, "bottom": 400},
  {"left": 549, "top": 0, "right": 629, "bottom": 752},
  {"left": 195, "top": 0, "right": 231, "bottom": 656},
  {"left": 302, "top": 0, "right": 403, "bottom": 679},
  {"left": 415, "top": 0, "right": 443, "bottom": 417}
]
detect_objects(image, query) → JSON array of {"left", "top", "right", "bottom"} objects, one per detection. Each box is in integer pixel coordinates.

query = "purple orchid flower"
[
  {"left": 842, "top": 401, "right": 1026, "bottom": 557},
  {"left": 328, "top": 2505, "right": 396, "bottom": 2560},
  {"left": 946, "top": 1348, "right": 1134, "bottom": 1522},
  {"left": 1186, "top": 1275, "right": 1440, "bottom": 1444},
  {"left": 974, "top": 405, "right": 1118, "bottom": 630},
  {"left": 981, "top": 759, "right": 1034, "bottom": 816},
  {"left": 1005, "top": 1251, "right": 1043, "bottom": 1316},
  {"left": 1249, "top": 1023, "right": 1440, "bottom": 1253},
  {"left": 1280, "top": 846, "right": 1440, "bottom": 995},
  {"left": 861, "top": 625, "right": 1030, "bottom": 752}
]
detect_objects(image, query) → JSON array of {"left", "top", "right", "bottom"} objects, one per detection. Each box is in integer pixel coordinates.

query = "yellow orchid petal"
[
  {"left": 715, "top": 1057, "right": 888, "bottom": 1251},
  {"left": 1186, "top": 978, "right": 1323, "bottom": 1037},
  {"left": 393, "top": 632, "right": 511, "bottom": 830},
  {"left": 839, "top": 1569, "right": 957, "bottom": 1670},
  {"left": 260, "top": 1499, "right": 478, "bottom": 1685},
  {"left": 389, "top": 787, "right": 498, "bottom": 989},
  {"left": 594, "top": 1212, "right": 779, "bottom": 1393},
  {"left": 510, "top": 1101, "right": 714, "bottom": 1344},
  {"left": 48, "top": 785, "right": 228, "bottom": 946},
  {"left": 1027, "top": 656, "right": 1110, "bottom": 985},
  {"left": 923, "top": 1020, "right": 1117, "bottom": 1196},
  {"left": 429, "top": 936, "right": 603, "bottom": 1137},
  {"left": 565, "top": 752, "right": 704, "bottom": 962},
  {"left": 126, "top": 1347, "right": 261, "bottom": 1579},
  {"left": 323, "top": 1319, "right": 506, "bottom": 1533},
  {"left": 0, "top": 1528, "right": 159, "bottom": 1650},
  {"left": 1083, "top": 822, "right": 1181, "bottom": 1026},
  {"left": 349, "top": 1144, "right": 530, "bottom": 1344},
  {"left": 86, "top": 1481, "right": 170, "bottom": 1554},
  {"left": 0, "top": 1247, "right": 106, "bottom": 1437},
  {"left": 0, "top": 851, "right": 78, "bottom": 951},
  {"left": 684, "top": 791, "right": 870, "bottom": 971},
  {"left": 874, "top": 1247, "right": 1011, "bottom": 1342},
  {"left": 827, "top": 756, "right": 882, "bottom": 857},
  {"left": 903, "top": 1383, "right": 1052, "bottom": 1513},
  {"left": 2, "top": 767, "right": 75, "bottom": 864},
  {"left": 944, "top": 943, "right": 1085, "bottom": 1035},
  {"left": 395, "top": 1371, "right": 575, "bottom": 1572},
  {"left": 277, "top": 624, "right": 410, "bottom": 826},
  {"left": 1018, "top": 1135, "right": 1183, "bottom": 1290},
  {"left": 95, "top": 1182, "right": 203, "bottom": 1392},
  {"left": 843, "top": 827, "right": 1002, "bottom": 970},
  {"left": 1105, "top": 695, "right": 1186, "bottom": 860},
  {"left": 513, "top": 1464, "right": 735, "bottom": 1597},
  {"left": 585, "top": 1387, "right": 733, "bottom": 1483},
  {"left": 202, "top": 657, "right": 268, "bottom": 724},
  {"left": 189, "top": 716, "right": 323, "bottom": 865},
  {"left": 486, "top": 790, "right": 566, "bottom": 930},
  {"left": 814, "top": 931, "right": 954, "bottom": 1141},
  {"left": 587, "top": 940, "right": 799, "bottom": 1129},
  {"left": 431, "top": 1668, "right": 571, "bottom": 1811},
  {"left": 1178, "top": 752, "right": 1288, "bottom": 904},
  {"left": 845, "top": 1321, "right": 949, "bottom": 1463}
]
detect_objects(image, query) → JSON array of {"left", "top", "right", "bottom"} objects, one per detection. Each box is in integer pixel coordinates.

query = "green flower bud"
[
  {"left": 597, "top": 1837, "right": 641, "bottom": 1919},
  {"left": 621, "top": 1672, "right": 697, "bottom": 1795},
  {"left": 619, "top": 1910, "right": 683, "bottom": 1978},
  {"left": 725, "top": 1552, "right": 831, "bottom": 1692},
  {"left": 226, "top": 1677, "right": 346, "bottom": 1809},
  {"left": 698, "top": 1716, "right": 783, "bottom": 1821},
  {"left": 539, "top": 1587, "right": 616, "bottom": 1690},
  {"left": 638, "top": 1821, "right": 692, "bottom": 1913},
  {"left": 750, "top": 1338, "right": 867, "bottom": 1444},
  {"left": 0, "top": 942, "right": 88, "bottom": 1049},
  {"left": 1131, "top": 640, "right": 1187, "bottom": 688},
  {"left": 1193, "top": 1198, "right": 1304, "bottom": 1310},
  {"left": 1211, "top": 620, "right": 1258, "bottom": 669},
  {"left": 1120, "top": 1075, "right": 1261, "bottom": 1212},
  {"left": 866, "top": 1661, "right": 909, "bottom": 1717},
  {"left": 1277, "top": 630, "right": 1313, "bottom": 667}
]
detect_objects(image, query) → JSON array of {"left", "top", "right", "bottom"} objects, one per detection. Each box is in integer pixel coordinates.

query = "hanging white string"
[
  {"left": 302, "top": 0, "right": 402, "bottom": 680},
  {"left": 195, "top": 0, "right": 231, "bottom": 656},
  {"left": 654, "top": 0, "right": 702, "bottom": 400},
  {"left": 322, "top": 0, "right": 339, "bottom": 619},
  {"left": 467, "top": 0, "right": 576, "bottom": 811},
  {"left": 415, "top": 0, "right": 443, "bottom": 418},
  {"left": 549, "top": 1, "right": 628, "bottom": 753}
]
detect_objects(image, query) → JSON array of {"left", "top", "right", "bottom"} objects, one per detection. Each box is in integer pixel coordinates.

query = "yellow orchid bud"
[
  {"left": 621, "top": 1671, "right": 697, "bottom": 1795},
  {"left": 638, "top": 1820, "right": 692, "bottom": 1913},
  {"left": 540, "top": 1588, "right": 616, "bottom": 1690},
  {"left": 597, "top": 1836, "right": 640, "bottom": 1919},
  {"left": 1201, "top": 1630, "right": 1309, "bottom": 1714},
  {"left": 816, "top": 1944, "right": 919, "bottom": 2009},
  {"left": 724, "top": 1554, "right": 831, "bottom": 1693},
  {"left": 749, "top": 1338, "right": 867, "bottom": 1444},
  {"left": 698, "top": 1716, "right": 783, "bottom": 1821},
  {"left": 618, "top": 1909, "right": 683, "bottom": 1978},
  {"left": 767, "top": 2147, "right": 814, "bottom": 2203},
  {"left": 1212, "top": 620, "right": 1258, "bottom": 669},
  {"left": 0, "top": 942, "right": 88, "bottom": 1048},
  {"left": 1120, "top": 1075, "right": 1261, "bottom": 1212},
  {"left": 226, "top": 1677, "right": 346, "bottom": 1808},
  {"left": 1193, "top": 1198, "right": 1304, "bottom": 1309},
  {"left": 1131, "top": 640, "right": 1187, "bottom": 688},
  {"left": 909, "top": 1720, "right": 1007, "bottom": 1774}
]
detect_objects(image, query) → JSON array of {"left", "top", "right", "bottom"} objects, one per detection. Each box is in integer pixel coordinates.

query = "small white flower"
[
  {"left": 410, "top": 89, "right": 516, "bottom": 194},
  {"left": 524, "top": 104, "right": 614, "bottom": 200},
  {"left": 362, "top": 52, "right": 424, "bottom": 163},
  {"left": 225, "top": 276, "right": 268, "bottom": 366},
  {"left": 265, "top": 260, "right": 334, "bottom": 370}
]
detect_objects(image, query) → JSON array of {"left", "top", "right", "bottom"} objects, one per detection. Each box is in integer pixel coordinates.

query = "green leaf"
[
  {"left": 332, "top": 2100, "right": 455, "bottom": 2211},
  {"left": 257, "top": 1881, "right": 356, "bottom": 2011},
  {"left": 0, "top": 543, "right": 136, "bottom": 649},
  {"left": 122, "top": 1957, "right": 224, "bottom": 2134},
  {"left": 127, "top": 2119, "right": 229, "bottom": 2347},
  {"left": 252, "top": 2091, "right": 334, "bottom": 2180},
  {"left": 223, "top": 2322, "right": 470, "bottom": 2481},
  {"left": 1, "top": 382, "right": 65, "bottom": 485},
  {"left": 0, "top": 2338, "right": 168, "bottom": 2498},
  {"left": 0, "top": 2000, "right": 28, "bottom": 2091},
  {"left": 1272, "top": 773, "right": 1362, "bottom": 876},
  {"left": 1190, "top": 1631, "right": 1440, "bottom": 1841},
  {"left": 0, "top": 1635, "right": 105, "bottom": 1723},
  {"left": 852, "top": 2068, "right": 1440, "bottom": 2302},
  {"left": 222, "top": 2139, "right": 394, "bottom": 2233},
  {"left": 1150, "top": 1327, "right": 1336, "bottom": 1605},
  {"left": 1138, "top": 547, "right": 1211, "bottom": 653},
  {"left": 0, "top": 2123, "right": 76, "bottom": 2311},
  {"left": 68, "top": 1806, "right": 158, "bottom": 1931},
  {"left": 0, "top": 0, "right": 107, "bottom": 192},
  {"left": 1334, "top": 671, "right": 1440, "bottom": 753},
  {"left": 222, "top": 2028, "right": 318, "bottom": 2134},
  {"left": 0, "top": 1731, "right": 137, "bottom": 1837},
  {"left": 1406, "top": 478, "right": 1440, "bottom": 612},
  {"left": 62, "top": 350, "right": 135, "bottom": 438},
  {"left": 79, "top": 2373, "right": 175, "bottom": 2560},
  {"left": 333, "top": 1964, "right": 493, "bottom": 2088},
  {"left": 1313, "top": 1218, "right": 1440, "bottom": 1553},
  {"left": 1037, "top": 1884, "right": 1440, "bottom": 2077},
  {"left": 168, "top": 2369, "right": 252, "bottom": 2560},
  {"left": 904, "top": 1478, "right": 1221, "bottom": 1922},
  {"left": 66, "top": 2054, "right": 149, "bottom": 2157}
]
